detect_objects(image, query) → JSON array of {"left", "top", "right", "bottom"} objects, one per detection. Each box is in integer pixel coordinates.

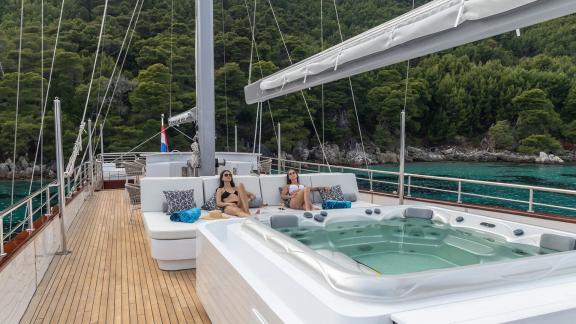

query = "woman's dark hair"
[
  {"left": 219, "top": 170, "right": 235, "bottom": 188},
  {"left": 286, "top": 169, "right": 300, "bottom": 185}
]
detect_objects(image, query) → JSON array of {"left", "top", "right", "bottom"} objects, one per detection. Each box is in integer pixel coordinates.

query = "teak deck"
[{"left": 21, "top": 190, "right": 211, "bottom": 324}]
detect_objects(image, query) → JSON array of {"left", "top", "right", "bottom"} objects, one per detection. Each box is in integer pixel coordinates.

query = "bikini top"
[
  {"left": 288, "top": 184, "right": 305, "bottom": 194},
  {"left": 221, "top": 189, "right": 238, "bottom": 200}
]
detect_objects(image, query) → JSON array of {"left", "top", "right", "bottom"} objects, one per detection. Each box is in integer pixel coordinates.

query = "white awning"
[
  {"left": 244, "top": 0, "right": 576, "bottom": 104},
  {"left": 168, "top": 107, "right": 197, "bottom": 126}
]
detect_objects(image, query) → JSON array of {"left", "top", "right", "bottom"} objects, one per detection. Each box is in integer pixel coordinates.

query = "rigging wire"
[
  {"left": 66, "top": 0, "right": 109, "bottom": 176},
  {"left": 40, "top": 0, "right": 45, "bottom": 209},
  {"left": 252, "top": 102, "right": 260, "bottom": 154},
  {"left": 221, "top": 0, "right": 230, "bottom": 150},
  {"left": 10, "top": 0, "right": 25, "bottom": 227},
  {"left": 265, "top": 0, "right": 332, "bottom": 171},
  {"left": 26, "top": 0, "right": 66, "bottom": 201},
  {"left": 332, "top": 0, "right": 369, "bottom": 170},
  {"left": 320, "top": 0, "right": 325, "bottom": 146},
  {"left": 85, "top": 0, "right": 145, "bottom": 177},
  {"left": 169, "top": 0, "right": 174, "bottom": 118},
  {"left": 243, "top": 0, "right": 278, "bottom": 143},
  {"left": 88, "top": 0, "right": 144, "bottom": 158}
]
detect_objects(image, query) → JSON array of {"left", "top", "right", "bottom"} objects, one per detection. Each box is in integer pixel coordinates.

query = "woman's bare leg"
[
  {"left": 290, "top": 190, "right": 306, "bottom": 209},
  {"left": 237, "top": 184, "right": 250, "bottom": 213},
  {"left": 224, "top": 205, "right": 250, "bottom": 217},
  {"left": 303, "top": 187, "right": 313, "bottom": 211}
]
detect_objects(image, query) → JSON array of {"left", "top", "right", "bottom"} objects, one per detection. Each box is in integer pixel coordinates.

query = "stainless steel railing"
[
  {"left": 0, "top": 162, "right": 92, "bottom": 256},
  {"left": 268, "top": 157, "right": 576, "bottom": 215}
]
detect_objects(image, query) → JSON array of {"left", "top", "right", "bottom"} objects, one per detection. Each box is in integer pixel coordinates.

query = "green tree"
[
  {"left": 488, "top": 121, "right": 515, "bottom": 150},
  {"left": 518, "top": 134, "right": 562, "bottom": 154}
]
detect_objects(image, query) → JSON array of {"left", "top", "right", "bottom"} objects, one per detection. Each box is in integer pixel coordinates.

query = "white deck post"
[
  {"left": 196, "top": 0, "right": 216, "bottom": 176},
  {"left": 87, "top": 118, "right": 94, "bottom": 196},
  {"left": 398, "top": 110, "right": 406, "bottom": 205},
  {"left": 54, "top": 98, "right": 70, "bottom": 254}
]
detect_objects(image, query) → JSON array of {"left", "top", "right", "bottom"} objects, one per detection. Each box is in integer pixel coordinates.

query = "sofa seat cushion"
[{"left": 143, "top": 211, "right": 207, "bottom": 240}]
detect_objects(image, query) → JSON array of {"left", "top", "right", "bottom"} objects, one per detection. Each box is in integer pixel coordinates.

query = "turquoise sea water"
[
  {"left": 0, "top": 180, "right": 46, "bottom": 236},
  {"left": 360, "top": 162, "right": 576, "bottom": 217}
]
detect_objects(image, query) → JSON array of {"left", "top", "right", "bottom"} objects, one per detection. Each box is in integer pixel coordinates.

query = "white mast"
[{"left": 196, "top": 0, "right": 216, "bottom": 176}]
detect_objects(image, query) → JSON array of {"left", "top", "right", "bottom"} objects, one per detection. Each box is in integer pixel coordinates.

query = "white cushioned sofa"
[{"left": 141, "top": 173, "right": 374, "bottom": 270}]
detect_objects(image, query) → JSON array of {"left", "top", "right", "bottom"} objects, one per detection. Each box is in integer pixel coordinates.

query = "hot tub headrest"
[
  {"left": 404, "top": 207, "right": 433, "bottom": 220},
  {"left": 540, "top": 233, "right": 576, "bottom": 252},
  {"left": 270, "top": 214, "right": 299, "bottom": 229}
]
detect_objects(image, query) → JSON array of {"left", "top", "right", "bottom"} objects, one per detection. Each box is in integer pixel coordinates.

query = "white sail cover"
[
  {"left": 244, "top": 0, "right": 576, "bottom": 104},
  {"left": 168, "top": 107, "right": 197, "bottom": 126}
]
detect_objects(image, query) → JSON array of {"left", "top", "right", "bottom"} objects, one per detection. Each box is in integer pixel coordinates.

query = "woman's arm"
[
  {"left": 280, "top": 186, "right": 290, "bottom": 200},
  {"left": 215, "top": 188, "right": 229, "bottom": 208}
]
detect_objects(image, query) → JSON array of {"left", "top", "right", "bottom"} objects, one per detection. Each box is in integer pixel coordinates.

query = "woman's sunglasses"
[
  {"left": 288, "top": 172, "right": 296, "bottom": 175},
  {"left": 223, "top": 173, "right": 232, "bottom": 177}
]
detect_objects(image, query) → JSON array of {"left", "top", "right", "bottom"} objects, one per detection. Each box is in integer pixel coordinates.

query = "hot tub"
[{"left": 197, "top": 205, "right": 576, "bottom": 324}]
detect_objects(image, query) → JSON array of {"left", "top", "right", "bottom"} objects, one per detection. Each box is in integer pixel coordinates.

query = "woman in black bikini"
[{"left": 215, "top": 170, "right": 258, "bottom": 217}]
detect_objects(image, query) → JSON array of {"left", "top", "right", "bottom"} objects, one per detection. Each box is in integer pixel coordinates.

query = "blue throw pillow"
[
  {"left": 170, "top": 208, "right": 201, "bottom": 223},
  {"left": 322, "top": 200, "right": 351, "bottom": 209}
]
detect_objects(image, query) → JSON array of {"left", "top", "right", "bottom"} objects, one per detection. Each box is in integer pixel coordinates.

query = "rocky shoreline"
[
  {"left": 0, "top": 156, "right": 54, "bottom": 180},
  {"left": 287, "top": 142, "right": 575, "bottom": 166},
  {"left": 2, "top": 145, "right": 573, "bottom": 179}
]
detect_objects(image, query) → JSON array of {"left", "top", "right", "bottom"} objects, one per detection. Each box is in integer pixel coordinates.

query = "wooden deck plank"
[{"left": 21, "top": 189, "right": 211, "bottom": 324}]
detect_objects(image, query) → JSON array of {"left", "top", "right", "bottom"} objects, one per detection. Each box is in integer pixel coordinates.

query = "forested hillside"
[{"left": 1, "top": 0, "right": 575, "bottom": 163}]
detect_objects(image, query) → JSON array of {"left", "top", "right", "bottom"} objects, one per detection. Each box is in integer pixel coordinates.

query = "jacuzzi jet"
[{"left": 358, "top": 244, "right": 373, "bottom": 252}]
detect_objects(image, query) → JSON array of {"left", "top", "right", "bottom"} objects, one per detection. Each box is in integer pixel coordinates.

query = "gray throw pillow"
[
  {"left": 162, "top": 201, "right": 169, "bottom": 214},
  {"left": 249, "top": 197, "right": 263, "bottom": 208},
  {"left": 319, "top": 185, "right": 345, "bottom": 202},
  {"left": 163, "top": 189, "right": 196, "bottom": 214},
  {"left": 201, "top": 194, "right": 217, "bottom": 211},
  {"left": 343, "top": 193, "right": 357, "bottom": 202}
]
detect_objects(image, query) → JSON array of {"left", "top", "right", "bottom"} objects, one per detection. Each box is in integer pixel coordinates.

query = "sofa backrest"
[
  {"left": 141, "top": 177, "right": 205, "bottom": 212},
  {"left": 202, "top": 175, "right": 262, "bottom": 202},
  {"left": 259, "top": 174, "right": 312, "bottom": 206},
  {"left": 308, "top": 173, "right": 359, "bottom": 203}
]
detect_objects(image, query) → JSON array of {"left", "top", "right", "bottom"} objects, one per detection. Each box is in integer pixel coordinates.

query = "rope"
[
  {"left": 266, "top": 0, "right": 332, "bottom": 171},
  {"left": 247, "top": 0, "right": 257, "bottom": 84},
  {"left": 221, "top": 0, "right": 229, "bottom": 150},
  {"left": 111, "top": 127, "right": 172, "bottom": 163},
  {"left": 67, "top": 0, "right": 109, "bottom": 175},
  {"left": 93, "top": 0, "right": 145, "bottom": 153},
  {"left": 333, "top": 0, "right": 369, "bottom": 169},
  {"left": 169, "top": 0, "right": 174, "bottom": 118},
  {"left": 10, "top": 0, "right": 25, "bottom": 226},
  {"left": 173, "top": 126, "right": 195, "bottom": 141},
  {"left": 26, "top": 0, "right": 66, "bottom": 198}
]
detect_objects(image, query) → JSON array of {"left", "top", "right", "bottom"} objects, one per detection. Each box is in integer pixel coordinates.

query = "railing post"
[
  {"left": 299, "top": 162, "right": 302, "bottom": 173},
  {"left": 457, "top": 181, "right": 462, "bottom": 204},
  {"left": 407, "top": 176, "right": 412, "bottom": 197},
  {"left": 317, "top": 164, "right": 321, "bottom": 173},
  {"left": 27, "top": 200, "right": 34, "bottom": 232},
  {"left": 0, "top": 217, "right": 5, "bottom": 256},
  {"left": 234, "top": 125, "right": 238, "bottom": 153},
  {"left": 54, "top": 98, "right": 70, "bottom": 255},
  {"left": 398, "top": 110, "right": 406, "bottom": 205},
  {"left": 46, "top": 187, "right": 51, "bottom": 214},
  {"left": 277, "top": 122, "right": 281, "bottom": 170},
  {"left": 528, "top": 189, "right": 534, "bottom": 213},
  {"left": 369, "top": 171, "right": 374, "bottom": 204}
]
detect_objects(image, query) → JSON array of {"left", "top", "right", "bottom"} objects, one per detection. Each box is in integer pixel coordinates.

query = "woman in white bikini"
[{"left": 280, "top": 169, "right": 329, "bottom": 211}]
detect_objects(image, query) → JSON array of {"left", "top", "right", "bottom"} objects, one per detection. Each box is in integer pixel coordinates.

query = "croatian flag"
[{"left": 160, "top": 118, "right": 169, "bottom": 152}]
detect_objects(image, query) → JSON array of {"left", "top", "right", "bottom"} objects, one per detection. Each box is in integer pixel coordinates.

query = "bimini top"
[{"left": 244, "top": 0, "right": 576, "bottom": 104}]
